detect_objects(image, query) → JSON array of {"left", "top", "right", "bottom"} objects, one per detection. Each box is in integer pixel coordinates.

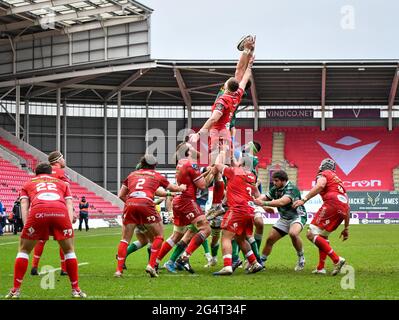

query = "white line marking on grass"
[
  {"left": 38, "top": 262, "right": 90, "bottom": 275},
  {"left": 0, "top": 241, "right": 18, "bottom": 246},
  {"left": 75, "top": 232, "right": 120, "bottom": 239}
]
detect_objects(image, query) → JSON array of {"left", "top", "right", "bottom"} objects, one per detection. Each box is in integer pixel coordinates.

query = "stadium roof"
[
  {"left": 0, "top": 59, "right": 398, "bottom": 107},
  {"left": 0, "top": 0, "right": 152, "bottom": 41}
]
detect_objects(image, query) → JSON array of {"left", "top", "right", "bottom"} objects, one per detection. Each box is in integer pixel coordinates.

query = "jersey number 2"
[
  {"left": 36, "top": 182, "right": 57, "bottom": 192},
  {"left": 135, "top": 178, "right": 145, "bottom": 190}
]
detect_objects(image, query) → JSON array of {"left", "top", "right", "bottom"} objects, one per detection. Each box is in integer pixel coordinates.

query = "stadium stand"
[
  {"left": 0, "top": 137, "right": 37, "bottom": 171},
  {"left": 284, "top": 127, "right": 399, "bottom": 191},
  {"left": 0, "top": 142, "right": 121, "bottom": 218}
]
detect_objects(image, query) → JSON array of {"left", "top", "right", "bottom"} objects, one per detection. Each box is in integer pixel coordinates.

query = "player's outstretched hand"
[
  {"left": 179, "top": 184, "right": 187, "bottom": 192},
  {"left": 254, "top": 198, "right": 264, "bottom": 206},
  {"left": 189, "top": 133, "right": 200, "bottom": 143},
  {"left": 340, "top": 228, "right": 349, "bottom": 241},
  {"left": 244, "top": 35, "right": 256, "bottom": 51},
  {"left": 292, "top": 199, "right": 304, "bottom": 209}
]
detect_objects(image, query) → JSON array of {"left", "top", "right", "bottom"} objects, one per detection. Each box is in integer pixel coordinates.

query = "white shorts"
[
  {"left": 254, "top": 206, "right": 265, "bottom": 220},
  {"left": 273, "top": 216, "right": 306, "bottom": 235},
  {"left": 308, "top": 224, "right": 331, "bottom": 237}
]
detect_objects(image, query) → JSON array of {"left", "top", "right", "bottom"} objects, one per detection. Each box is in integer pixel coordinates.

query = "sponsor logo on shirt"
[{"left": 37, "top": 193, "right": 61, "bottom": 201}]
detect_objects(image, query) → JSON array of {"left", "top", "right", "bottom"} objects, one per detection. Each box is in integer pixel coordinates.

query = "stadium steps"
[
  {"left": 0, "top": 157, "right": 32, "bottom": 212},
  {"left": 263, "top": 132, "right": 298, "bottom": 188},
  {"left": 394, "top": 168, "right": 399, "bottom": 191},
  {"left": 0, "top": 140, "right": 122, "bottom": 218}
]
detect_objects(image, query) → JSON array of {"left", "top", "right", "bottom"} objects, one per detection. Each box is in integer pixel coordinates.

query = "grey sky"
[{"left": 140, "top": 0, "right": 398, "bottom": 60}]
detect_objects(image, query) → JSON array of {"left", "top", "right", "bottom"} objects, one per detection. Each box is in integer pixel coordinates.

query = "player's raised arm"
[
  {"left": 166, "top": 183, "right": 187, "bottom": 193},
  {"left": 155, "top": 188, "right": 177, "bottom": 198},
  {"left": 239, "top": 55, "right": 255, "bottom": 90},
  {"left": 292, "top": 175, "right": 327, "bottom": 209},
  {"left": 189, "top": 110, "right": 223, "bottom": 143},
  {"left": 235, "top": 35, "right": 255, "bottom": 81}
]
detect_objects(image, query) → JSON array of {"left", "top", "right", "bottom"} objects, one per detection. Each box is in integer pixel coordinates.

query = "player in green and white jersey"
[{"left": 255, "top": 170, "right": 307, "bottom": 271}]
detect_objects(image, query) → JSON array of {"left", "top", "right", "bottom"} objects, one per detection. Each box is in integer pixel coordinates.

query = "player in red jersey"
[
  {"left": 115, "top": 154, "right": 186, "bottom": 278},
  {"left": 211, "top": 150, "right": 263, "bottom": 275},
  {"left": 189, "top": 36, "right": 256, "bottom": 214},
  {"left": 156, "top": 142, "right": 211, "bottom": 273},
  {"left": 30, "top": 151, "right": 75, "bottom": 276},
  {"left": 5, "top": 163, "right": 86, "bottom": 299},
  {"left": 293, "top": 158, "right": 350, "bottom": 276}
]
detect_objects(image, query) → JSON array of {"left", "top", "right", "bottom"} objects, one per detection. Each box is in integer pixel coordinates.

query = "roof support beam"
[
  {"left": 174, "top": 68, "right": 192, "bottom": 129},
  {"left": 64, "top": 88, "right": 87, "bottom": 99},
  {"left": 27, "top": 73, "right": 105, "bottom": 98},
  {"left": 188, "top": 82, "right": 224, "bottom": 92},
  {"left": 0, "top": 0, "right": 83, "bottom": 16},
  {"left": 35, "top": 82, "right": 179, "bottom": 92},
  {"left": 0, "top": 16, "right": 147, "bottom": 44},
  {"left": 105, "top": 68, "right": 150, "bottom": 101},
  {"left": 250, "top": 74, "right": 259, "bottom": 131},
  {"left": 321, "top": 66, "right": 327, "bottom": 131},
  {"left": 388, "top": 66, "right": 399, "bottom": 131},
  {"left": 0, "top": 61, "right": 156, "bottom": 88}
]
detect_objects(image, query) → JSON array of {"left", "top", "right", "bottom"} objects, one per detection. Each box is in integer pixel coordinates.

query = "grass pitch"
[{"left": 0, "top": 225, "right": 398, "bottom": 300}]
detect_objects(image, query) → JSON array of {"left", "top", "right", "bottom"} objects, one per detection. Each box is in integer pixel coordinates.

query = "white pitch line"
[
  {"left": 75, "top": 232, "right": 120, "bottom": 239},
  {"left": 38, "top": 262, "right": 90, "bottom": 275},
  {"left": 0, "top": 241, "right": 19, "bottom": 246},
  {"left": 0, "top": 232, "right": 120, "bottom": 246}
]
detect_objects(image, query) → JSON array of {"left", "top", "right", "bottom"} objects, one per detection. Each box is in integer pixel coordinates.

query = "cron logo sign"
[{"left": 317, "top": 136, "right": 380, "bottom": 175}]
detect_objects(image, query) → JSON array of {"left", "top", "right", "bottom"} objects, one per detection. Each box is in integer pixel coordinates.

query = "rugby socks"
[
  {"left": 223, "top": 254, "right": 232, "bottom": 267},
  {"left": 211, "top": 243, "right": 220, "bottom": 258},
  {"left": 260, "top": 254, "right": 268, "bottom": 262},
  {"left": 231, "top": 240, "right": 239, "bottom": 262},
  {"left": 32, "top": 240, "right": 46, "bottom": 268},
  {"left": 202, "top": 238, "right": 210, "bottom": 254},
  {"left": 149, "top": 236, "right": 163, "bottom": 268},
  {"left": 64, "top": 252, "right": 79, "bottom": 290},
  {"left": 212, "top": 180, "right": 225, "bottom": 205},
  {"left": 13, "top": 252, "right": 29, "bottom": 290},
  {"left": 317, "top": 237, "right": 329, "bottom": 270},
  {"left": 248, "top": 237, "right": 261, "bottom": 262},
  {"left": 245, "top": 250, "right": 257, "bottom": 265},
  {"left": 59, "top": 247, "right": 66, "bottom": 273},
  {"left": 254, "top": 233, "right": 263, "bottom": 250},
  {"left": 116, "top": 240, "right": 128, "bottom": 272},
  {"left": 147, "top": 243, "right": 152, "bottom": 261},
  {"left": 170, "top": 240, "right": 187, "bottom": 262},
  {"left": 313, "top": 235, "right": 339, "bottom": 264},
  {"left": 156, "top": 238, "right": 175, "bottom": 263},
  {"left": 297, "top": 250, "right": 304, "bottom": 257},
  {"left": 185, "top": 232, "right": 207, "bottom": 256},
  {"left": 126, "top": 240, "right": 143, "bottom": 257}
]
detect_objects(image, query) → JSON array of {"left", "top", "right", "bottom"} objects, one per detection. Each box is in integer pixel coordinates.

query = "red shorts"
[
  {"left": 221, "top": 207, "right": 255, "bottom": 236},
  {"left": 311, "top": 202, "right": 349, "bottom": 233},
  {"left": 172, "top": 197, "right": 204, "bottom": 227},
  {"left": 21, "top": 207, "right": 73, "bottom": 241},
  {"left": 123, "top": 198, "right": 161, "bottom": 225}
]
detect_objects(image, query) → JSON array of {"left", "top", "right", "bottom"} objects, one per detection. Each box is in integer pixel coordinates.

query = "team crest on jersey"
[
  {"left": 215, "top": 103, "right": 224, "bottom": 111},
  {"left": 63, "top": 229, "right": 73, "bottom": 237},
  {"left": 28, "top": 227, "right": 35, "bottom": 236}
]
